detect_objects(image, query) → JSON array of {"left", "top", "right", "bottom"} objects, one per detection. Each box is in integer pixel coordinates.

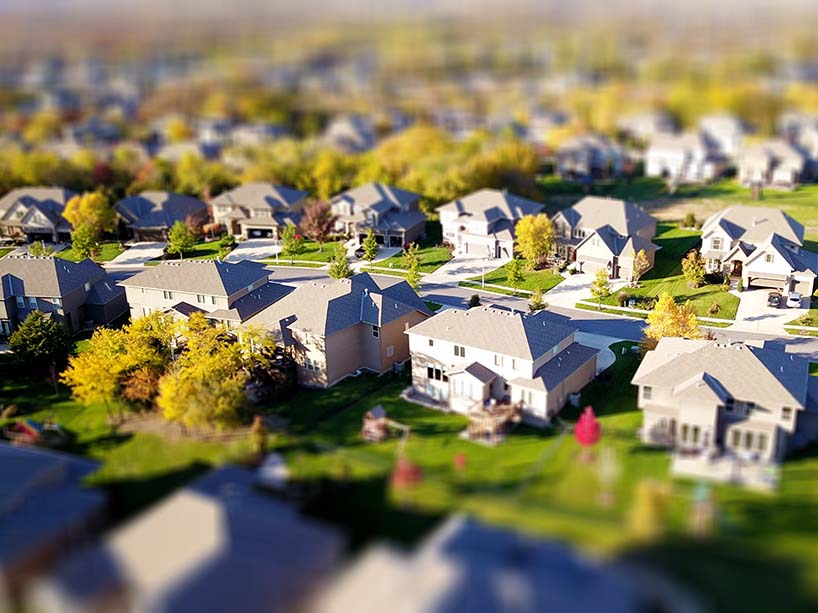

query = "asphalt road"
[{"left": 108, "top": 264, "right": 818, "bottom": 360}]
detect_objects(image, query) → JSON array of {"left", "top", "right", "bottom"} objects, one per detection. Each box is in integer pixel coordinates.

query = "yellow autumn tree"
[
  {"left": 514, "top": 213, "right": 555, "bottom": 268},
  {"left": 64, "top": 191, "right": 117, "bottom": 237},
  {"left": 645, "top": 292, "right": 701, "bottom": 342}
]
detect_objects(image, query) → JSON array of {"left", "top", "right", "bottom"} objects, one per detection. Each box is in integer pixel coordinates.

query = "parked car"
[
  {"left": 787, "top": 292, "right": 803, "bottom": 308},
  {"left": 767, "top": 291, "right": 782, "bottom": 308}
]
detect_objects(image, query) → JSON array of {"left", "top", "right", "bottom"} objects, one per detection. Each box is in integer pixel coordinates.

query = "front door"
[{"left": 731, "top": 260, "right": 743, "bottom": 277}]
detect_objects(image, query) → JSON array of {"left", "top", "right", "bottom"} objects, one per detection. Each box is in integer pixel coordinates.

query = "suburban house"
[
  {"left": 0, "top": 255, "right": 128, "bottom": 337},
  {"left": 118, "top": 259, "right": 292, "bottom": 327},
  {"left": 698, "top": 113, "right": 747, "bottom": 158},
  {"left": 29, "top": 466, "right": 342, "bottom": 613},
  {"left": 438, "top": 188, "right": 543, "bottom": 258},
  {"left": 330, "top": 182, "right": 426, "bottom": 247},
  {"left": 555, "top": 134, "right": 624, "bottom": 180},
  {"left": 700, "top": 205, "right": 817, "bottom": 294},
  {"left": 645, "top": 132, "right": 727, "bottom": 183},
  {"left": 523, "top": 108, "right": 570, "bottom": 149},
  {"left": 115, "top": 191, "right": 209, "bottom": 241},
  {"left": 736, "top": 139, "right": 810, "bottom": 189},
  {"left": 552, "top": 196, "right": 658, "bottom": 281},
  {"left": 246, "top": 273, "right": 431, "bottom": 388},
  {"left": 617, "top": 111, "right": 676, "bottom": 143},
  {"left": 632, "top": 338, "right": 818, "bottom": 467},
  {"left": 0, "top": 187, "right": 76, "bottom": 243},
  {"left": 405, "top": 305, "right": 598, "bottom": 426},
  {"left": 322, "top": 114, "right": 377, "bottom": 153},
  {"left": 210, "top": 183, "right": 309, "bottom": 238}
]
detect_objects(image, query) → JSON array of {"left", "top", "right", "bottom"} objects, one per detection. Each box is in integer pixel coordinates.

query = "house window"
[
  {"left": 163, "top": 291, "right": 174, "bottom": 300},
  {"left": 51, "top": 297, "right": 62, "bottom": 307},
  {"left": 15, "top": 296, "right": 25, "bottom": 308},
  {"left": 731, "top": 429, "right": 741, "bottom": 447},
  {"left": 725, "top": 398, "right": 734, "bottom": 412},
  {"left": 681, "top": 424, "right": 689, "bottom": 442},
  {"left": 511, "top": 358, "right": 517, "bottom": 370},
  {"left": 210, "top": 295, "right": 216, "bottom": 304},
  {"left": 494, "top": 354, "right": 503, "bottom": 366},
  {"left": 428, "top": 339, "right": 434, "bottom": 347},
  {"left": 140, "top": 288, "right": 146, "bottom": 294},
  {"left": 386, "top": 345, "right": 394, "bottom": 357},
  {"left": 765, "top": 254, "right": 774, "bottom": 263},
  {"left": 28, "top": 297, "right": 37, "bottom": 309},
  {"left": 757, "top": 433, "right": 768, "bottom": 452},
  {"left": 196, "top": 294, "right": 206, "bottom": 303},
  {"left": 642, "top": 386, "right": 652, "bottom": 400},
  {"left": 712, "top": 237, "right": 722, "bottom": 250},
  {"left": 744, "top": 401, "right": 755, "bottom": 414},
  {"left": 782, "top": 407, "right": 792, "bottom": 420},
  {"left": 372, "top": 325, "right": 380, "bottom": 338},
  {"left": 691, "top": 426, "right": 700, "bottom": 444},
  {"left": 743, "top": 431, "right": 753, "bottom": 450},
  {"left": 454, "top": 345, "right": 465, "bottom": 358},
  {"left": 304, "top": 356, "right": 320, "bottom": 372}
]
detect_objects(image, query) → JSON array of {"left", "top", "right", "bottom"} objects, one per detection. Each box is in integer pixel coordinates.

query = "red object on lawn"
[
  {"left": 575, "top": 406, "right": 601, "bottom": 448},
  {"left": 454, "top": 452, "right": 467, "bottom": 471},
  {"left": 391, "top": 456, "right": 423, "bottom": 489}
]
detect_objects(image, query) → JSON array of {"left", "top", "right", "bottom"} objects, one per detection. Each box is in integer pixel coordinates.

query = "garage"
[{"left": 246, "top": 227, "right": 275, "bottom": 239}]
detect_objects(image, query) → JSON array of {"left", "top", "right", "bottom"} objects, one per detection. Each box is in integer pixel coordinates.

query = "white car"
[{"left": 787, "top": 292, "right": 803, "bottom": 308}]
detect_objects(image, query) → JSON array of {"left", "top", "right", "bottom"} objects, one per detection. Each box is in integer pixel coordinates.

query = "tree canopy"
[{"left": 9, "top": 310, "right": 73, "bottom": 374}]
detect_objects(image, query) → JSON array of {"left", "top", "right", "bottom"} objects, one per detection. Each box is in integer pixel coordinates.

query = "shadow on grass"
[{"left": 618, "top": 536, "right": 817, "bottom": 613}]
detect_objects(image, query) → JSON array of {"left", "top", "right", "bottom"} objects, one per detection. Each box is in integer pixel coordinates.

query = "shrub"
[
  {"left": 704, "top": 271, "right": 724, "bottom": 286},
  {"left": 799, "top": 314, "right": 815, "bottom": 327},
  {"left": 617, "top": 291, "right": 630, "bottom": 307},
  {"left": 683, "top": 212, "right": 696, "bottom": 228},
  {"left": 219, "top": 234, "right": 237, "bottom": 250},
  {"left": 736, "top": 278, "right": 744, "bottom": 292},
  {"left": 468, "top": 294, "right": 481, "bottom": 308},
  {"left": 708, "top": 302, "right": 721, "bottom": 315}
]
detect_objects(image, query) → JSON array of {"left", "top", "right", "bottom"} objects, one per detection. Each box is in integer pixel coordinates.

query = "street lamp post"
[{"left": 482, "top": 258, "right": 486, "bottom": 289}]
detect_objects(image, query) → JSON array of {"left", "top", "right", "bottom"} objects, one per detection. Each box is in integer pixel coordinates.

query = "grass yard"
[
  {"left": 261, "top": 260, "right": 326, "bottom": 268},
  {"left": 464, "top": 259, "right": 564, "bottom": 294},
  {"left": 287, "top": 239, "right": 346, "bottom": 263},
  {"left": 0, "top": 247, "right": 13, "bottom": 259},
  {"left": 379, "top": 221, "right": 453, "bottom": 273},
  {"left": 592, "top": 223, "right": 740, "bottom": 320},
  {"left": 56, "top": 242, "right": 125, "bottom": 263}
]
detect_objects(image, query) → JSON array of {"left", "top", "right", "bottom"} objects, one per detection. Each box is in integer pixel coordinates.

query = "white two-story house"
[
  {"left": 700, "top": 205, "right": 817, "bottom": 294},
  {"left": 552, "top": 196, "right": 658, "bottom": 281},
  {"left": 438, "top": 189, "right": 543, "bottom": 258},
  {"left": 632, "top": 338, "right": 818, "bottom": 465},
  {"left": 406, "top": 305, "right": 598, "bottom": 425},
  {"left": 645, "top": 132, "right": 727, "bottom": 184}
]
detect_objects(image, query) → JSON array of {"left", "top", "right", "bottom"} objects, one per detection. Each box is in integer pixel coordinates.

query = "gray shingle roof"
[
  {"left": 439, "top": 189, "right": 543, "bottom": 224},
  {"left": 119, "top": 260, "right": 270, "bottom": 297},
  {"left": 0, "top": 186, "right": 77, "bottom": 229},
  {"left": 210, "top": 183, "right": 307, "bottom": 211},
  {"left": 0, "top": 255, "right": 105, "bottom": 298},
  {"left": 115, "top": 191, "right": 207, "bottom": 230},
  {"left": 246, "top": 273, "right": 430, "bottom": 336},
  {"left": 331, "top": 182, "right": 420, "bottom": 213},
  {"left": 703, "top": 205, "right": 804, "bottom": 246},
  {"left": 511, "top": 342, "right": 598, "bottom": 391},
  {"left": 406, "top": 305, "right": 575, "bottom": 361},
  {"left": 631, "top": 338, "right": 809, "bottom": 408},
  {"left": 207, "top": 282, "right": 295, "bottom": 322},
  {"left": 558, "top": 196, "right": 656, "bottom": 238}
]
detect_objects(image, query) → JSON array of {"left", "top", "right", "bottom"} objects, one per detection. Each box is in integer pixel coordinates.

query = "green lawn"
[
  {"left": 261, "top": 260, "right": 326, "bottom": 268},
  {"left": 787, "top": 298, "right": 818, "bottom": 328},
  {"left": 56, "top": 242, "right": 125, "bottom": 263},
  {"left": 4, "top": 341, "right": 818, "bottom": 610},
  {"left": 287, "top": 239, "right": 346, "bottom": 263},
  {"left": 379, "top": 221, "right": 453, "bottom": 273},
  {"left": 0, "top": 247, "right": 13, "bottom": 259},
  {"left": 465, "top": 260, "right": 564, "bottom": 294},
  {"left": 592, "top": 223, "right": 740, "bottom": 320}
]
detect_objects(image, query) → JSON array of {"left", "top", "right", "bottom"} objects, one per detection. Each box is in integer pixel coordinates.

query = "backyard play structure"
[
  {"left": 361, "top": 405, "right": 411, "bottom": 450},
  {"left": 465, "top": 401, "right": 523, "bottom": 446}
]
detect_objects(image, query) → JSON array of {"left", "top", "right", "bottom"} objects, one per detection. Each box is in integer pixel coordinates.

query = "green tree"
[
  {"left": 328, "top": 244, "right": 353, "bottom": 279},
  {"left": 28, "top": 241, "right": 55, "bottom": 257},
  {"left": 406, "top": 255, "right": 421, "bottom": 290},
  {"left": 9, "top": 310, "right": 73, "bottom": 375},
  {"left": 64, "top": 192, "right": 116, "bottom": 237},
  {"left": 70, "top": 224, "right": 100, "bottom": 260},
  {"left": 681, "top": 249, "right": 706, "bottom": 288},
  {"left": 514, "top": 214, "right": 555, "bottom": 268},
  {"left": 300, "top": 200, "right": 337, "bottom": 251},
  {"left": 281, "top": 224, "right": 305, "bottom": 264},
  {"left": 361, "top": 228, "right": 378, "bottom": 269},
  {"left": 590, "top": 268, "right": 611, "bottom": 309},
  {"left": 167, "top": 220, "right": 197, "bottom": 259},
  {"left": 506, "top": 258, "right": 525, "bottom": 295}
]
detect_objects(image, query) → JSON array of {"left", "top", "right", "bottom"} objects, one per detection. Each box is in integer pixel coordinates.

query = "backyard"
[
  {"left": 5, "top": 339, "right": 818, "bottom": 611},
  {"left": 586, "top": 223, "right": 740, "bottom": 320}
]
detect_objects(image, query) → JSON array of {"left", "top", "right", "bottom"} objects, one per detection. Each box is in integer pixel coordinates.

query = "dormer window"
[
  {"left": 712, "top": 237, "right": 722, "bottom": 250},
  {"left": 15, "top": 296, "right": 25, "bottom": 308},
  {"left": 28, "top": 297, "right": 37, "bottom": 309},
  {"left": 782, "top": 407, "right": 792, "bottom": 420}
]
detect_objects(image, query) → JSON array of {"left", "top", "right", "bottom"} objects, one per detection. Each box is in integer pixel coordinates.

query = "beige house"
[
  {"left": 246, "top": 273, "right": 431, "bottom": 388},
  {"left": 632, "top": 338, "right": 818, "bottom": 465},
  {"left": 330, "top": 183, "right": 426, "bottom": 248},
  {"left": 438, "top": 188, "right": 543, "bottom": 258},
  {"left": 552, "top": 196, "right": 657, "bottom": 280},
  {"left": 406, "top": 305, "right": 598, "bottom": 426},
  {"left": 0, "top": 187, "right": 76, "bottom": 243},
  {"left": 645, "top": 132, "right": 726, "bottom": 184},
  {"left": 0, "top": 255, "right": 128, "bottom": 337},
  {"left": 736, "top": 139, "right": 809, "bottom": 189},
  {"left": 210, "top": 183, "right": 308, "bottom": 238},
  {"left": 701, "top": 205, "right": 817, "bottom": 294},
  {"left": 118, "top": 260, "right": 292, "bottom": 327},
  {"left": 555, "top": 134, "right": 624, "bottom": 180}
]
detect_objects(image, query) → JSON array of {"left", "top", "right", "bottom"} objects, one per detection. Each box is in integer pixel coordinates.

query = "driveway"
[
  {"left": 225, "top": 239, "right": 282, "bottom": 263},
  {"left": 422, "top": 254, "right": 511, "bottom": 285},
  {"left": 729, "top": 288, "right": 808, "bottom": 334},
  {"left": 105, "top": 242, "right": 166, "bottom": 267}
]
